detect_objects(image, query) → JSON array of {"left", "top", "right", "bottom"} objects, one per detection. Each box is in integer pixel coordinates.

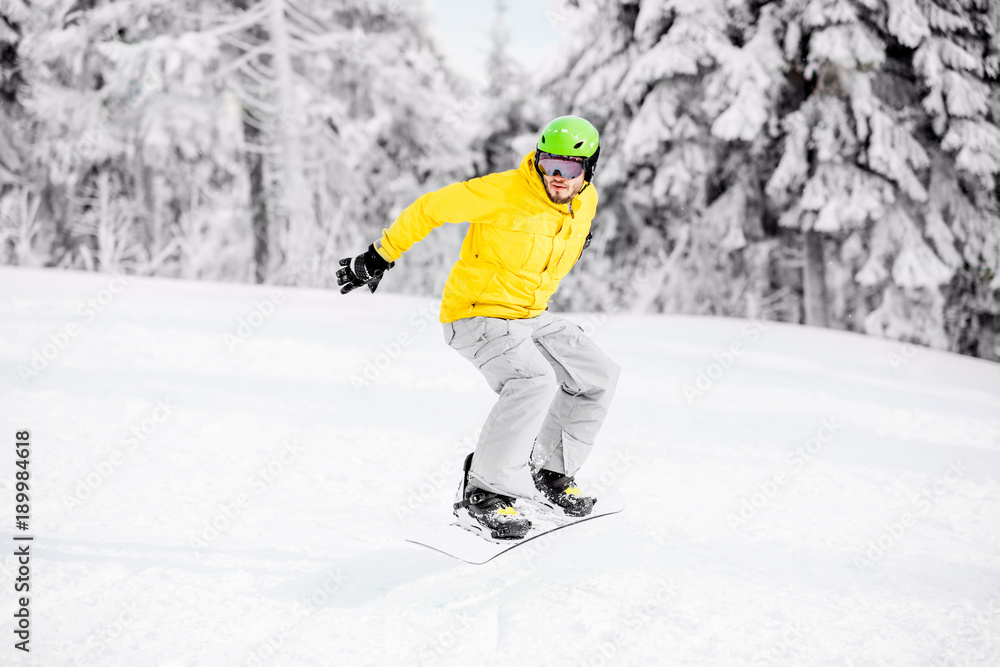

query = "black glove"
[{"left": 336, "top": 244, "right": 394, "bottom": 294}]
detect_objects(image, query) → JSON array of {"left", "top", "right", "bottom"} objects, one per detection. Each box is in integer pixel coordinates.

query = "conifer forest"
[{"left": 1, "top": 0, "right": 998, "bottom": 360}]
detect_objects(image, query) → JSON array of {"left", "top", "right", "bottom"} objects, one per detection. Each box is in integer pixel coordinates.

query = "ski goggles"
[{"left": 537, "top": 152, "right": 586, "bottom": 179}]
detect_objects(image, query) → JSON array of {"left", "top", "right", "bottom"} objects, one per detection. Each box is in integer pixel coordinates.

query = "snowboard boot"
[
  {"left": 453, "top": 454, "right": 531, "bottom": 540},
  {"left": 532, "top": 467, "right": 596, "bottom": 517}
]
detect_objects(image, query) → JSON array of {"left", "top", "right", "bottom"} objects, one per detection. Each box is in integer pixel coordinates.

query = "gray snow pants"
[{"left": 443, "top": 311, "right": 621, "bottom": 501}]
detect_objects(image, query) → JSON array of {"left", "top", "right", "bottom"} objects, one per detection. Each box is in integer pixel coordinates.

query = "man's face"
[{"left": 542, "top": 170, "right": 585, "bottom": 205}]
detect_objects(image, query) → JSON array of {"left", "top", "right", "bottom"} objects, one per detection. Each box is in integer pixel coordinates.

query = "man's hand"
[{"left": 336, "top": 244, "right": 394, "bottom": 294}]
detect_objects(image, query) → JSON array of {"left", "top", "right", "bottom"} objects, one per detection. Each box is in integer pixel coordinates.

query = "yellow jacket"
[{"left": 374, "top": 151, "right": 598, "bottom": 323}]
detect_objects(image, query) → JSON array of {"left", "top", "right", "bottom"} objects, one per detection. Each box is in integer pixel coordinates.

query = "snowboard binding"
[{"left": 453, "top": 454, "right": 531, "bottom": 540}]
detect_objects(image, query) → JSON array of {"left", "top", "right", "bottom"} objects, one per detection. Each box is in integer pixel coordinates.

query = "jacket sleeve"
[{"left": 374, "top": 173, "right": 508, "bottom": 263}]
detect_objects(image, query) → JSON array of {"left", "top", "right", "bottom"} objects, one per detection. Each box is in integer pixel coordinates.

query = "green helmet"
[{"left": 536, "top": 115, "right": 601, "bottom": 181}]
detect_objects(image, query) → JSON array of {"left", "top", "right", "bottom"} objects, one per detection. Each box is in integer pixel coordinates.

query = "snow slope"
[{"left": 1, "top": 266, "right": 999, "bottom": 667}]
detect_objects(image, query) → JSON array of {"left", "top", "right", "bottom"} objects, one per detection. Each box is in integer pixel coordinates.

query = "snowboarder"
[{"left": 337, "top": 116, "right": 620, "bottom": 539}]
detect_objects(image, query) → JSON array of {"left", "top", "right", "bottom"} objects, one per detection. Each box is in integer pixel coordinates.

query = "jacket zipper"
[
  {"left": 546, "top": 202, "right": 575, "bottom": 271},
  {"left": 542, "top": 198, "right": 575, "bottom": 273}
]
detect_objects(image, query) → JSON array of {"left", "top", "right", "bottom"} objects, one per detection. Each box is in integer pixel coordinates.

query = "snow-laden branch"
[
  {"left": 218, "top": 48, "right": 277, "bottom": 86},
  {"left": 230, "top": 84, "right": 281, "bottom": 115},
  {"left": 201, "top": 2, "right": 271, "bottom": 38},
  {"left": 219, "top": 31, "right": 264, "bottom": 55},
  {"left": 284, "top": 0, "right": 330, "bottom": 36}
]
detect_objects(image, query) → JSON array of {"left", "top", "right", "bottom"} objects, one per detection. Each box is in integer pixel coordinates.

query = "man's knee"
[
  {"left": 524, "top": 366, "right": 558, "bottom": 392},
  {"left": 484, "top": 345, "right": 555, "bottom": 392},
  {"left": 595, "top": 356, "right": 621, "bottom": 397},
  {"left": 571, "top": 349, "right": 619, "bottom": 396},
  {"left": 497, "top": 367, "right": 556, "bottom": 397}
]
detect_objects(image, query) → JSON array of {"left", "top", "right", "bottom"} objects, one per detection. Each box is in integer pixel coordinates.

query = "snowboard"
[{"left": 405, "top": 487, "right": 624, "bottom": 564}]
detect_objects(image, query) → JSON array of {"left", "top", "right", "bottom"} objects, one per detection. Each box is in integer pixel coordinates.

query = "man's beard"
[{"left": 545, "top": 183, "right": 576, "bottom": 205}]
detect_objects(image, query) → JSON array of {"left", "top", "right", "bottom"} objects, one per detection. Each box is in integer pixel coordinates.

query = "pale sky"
[{"left": 425, "top": 0, "right": 563, "bottom": 82}]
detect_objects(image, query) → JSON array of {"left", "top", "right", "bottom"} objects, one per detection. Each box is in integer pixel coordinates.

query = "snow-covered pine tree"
[
  {"left": 218, "top": 0, "right": 479, "bottom": 288},
  {"left": 477, "top": 0, "right": 549, "bottom": 176},
  {"left": 315, "top": 1, "right": 478, "bottom": 294},
  {"left": 766, "top": 0, "right": 929, "bottom": 335},
  {"left": 548, "top": 0, "right": 998, "bottom": 359},
  {"left": 547, "top": 0, "right": 787, "bottom": 319},
  {"left": 1, "top": 0, "right": 56, "bottom": 267},
  {"left": 7, "top": 0, "right": 478, "bottom": 288},
  {"left": 908, "top": 0, "right": 1000, "bottom": 358},
  {"left": 213, "top": 0, "right": 331, "bottom": 281},
  {"left": 13, "top": 0, "right": 247, "bottom": 278},
  {"left": 767, "top": 0, "right": 999, "bottom": 355}
]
